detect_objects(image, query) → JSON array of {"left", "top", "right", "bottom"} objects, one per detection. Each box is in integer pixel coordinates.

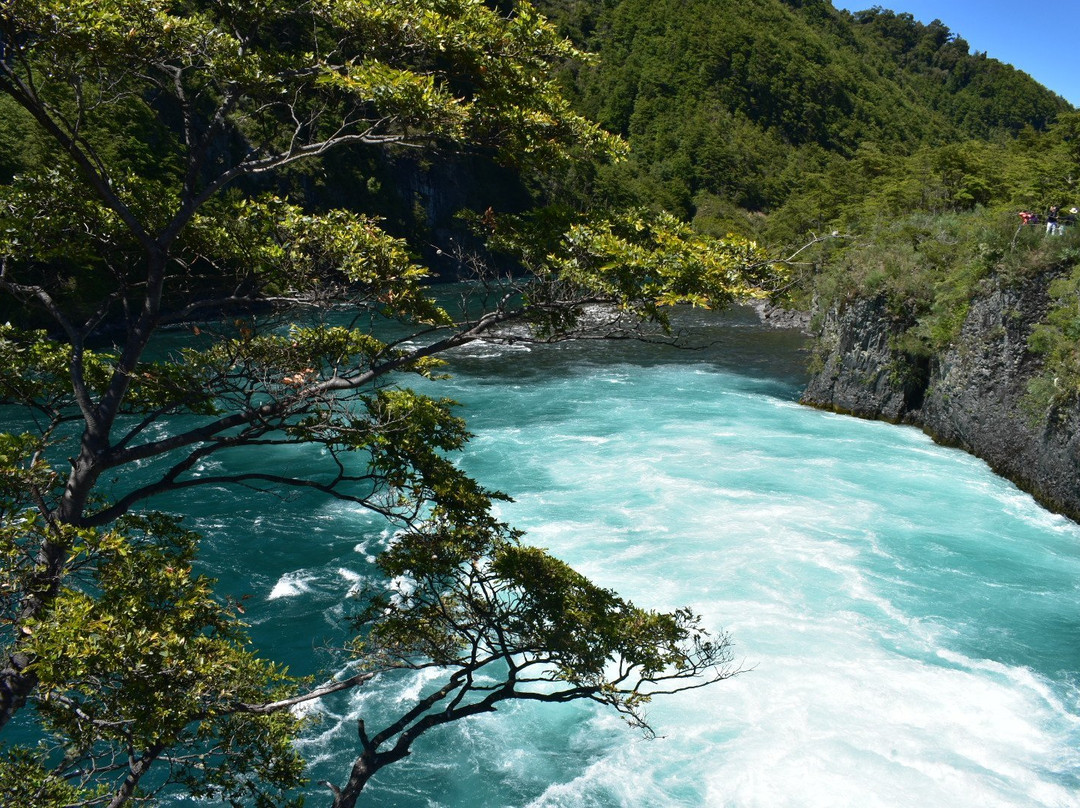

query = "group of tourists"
[{"left": 1019, "top": 205, "right": 1078, "bottom": 235}]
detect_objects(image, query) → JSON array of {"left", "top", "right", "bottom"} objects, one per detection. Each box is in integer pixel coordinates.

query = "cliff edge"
[{"left": 802, "top": 277, "right": 1080, "bottom": 522}]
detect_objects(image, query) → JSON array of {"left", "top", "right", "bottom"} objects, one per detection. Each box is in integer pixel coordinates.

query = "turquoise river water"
[{"left": 150, "top": 307, "right": 1080, "bottom": 806}]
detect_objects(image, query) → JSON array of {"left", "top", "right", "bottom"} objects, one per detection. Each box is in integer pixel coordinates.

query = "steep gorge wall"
[{"left": 802, "top": 278, "right": 1080, "bottom": 522}]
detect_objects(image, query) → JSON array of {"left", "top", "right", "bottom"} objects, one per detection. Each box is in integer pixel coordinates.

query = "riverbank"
[{"left": 797, "top": 276, "right": 1080, "bottom": 523}]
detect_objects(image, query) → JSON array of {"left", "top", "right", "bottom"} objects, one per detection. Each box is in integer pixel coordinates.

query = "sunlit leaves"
[
  {"left": 0, "top": 324, "right": 218, "bottom": 416},
  {"left": 2, "top": 0, "right": 253, "bottom": 83},
  {"left": 1027, "top": 265, "right": 1080, "bottom": 410},
  {"left": 491, "top": 543, "right": 625, "bottom": 675},
  {"left": 0, "top": 508, "right": 309, "bottom": 804},
  {"left": 491, "top": 544, "right": 718, "bottom": 683},
  {"left": 360, "top": 388, "right": 505, "bottom": 517},
  {"left": 0, "top": 431, "right": 50, "bottom": 488},
  {"left": 317, "top": 61, "right": 471, "bottom": 141},
  {"left": 0, "top": 748, "right": 89, "bottom": 808},
  {"left": 0, "top": 325, "right": 107, "bottom": 405},
  {"left": 0, "top": 168, "right": 131, "bottom": 265},
  {"left": 192, "top": 324, "right": 444, "bottom": 402},
  {"left": 542, "top": 210, "right": 780, "bottom": 322},
  {"left": 181, "top": 195, "right": 453, "bottom": 324},
  {"left": 2, "top": 0, "right": 620, "bottom": 175},
  {"left": 18, "top": 514, "right": 306, "bottom": 805}
]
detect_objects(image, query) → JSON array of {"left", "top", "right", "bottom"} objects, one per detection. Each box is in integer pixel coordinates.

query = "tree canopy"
[{"left": 0, "top": 1, "right": 772, "bottom": 805}]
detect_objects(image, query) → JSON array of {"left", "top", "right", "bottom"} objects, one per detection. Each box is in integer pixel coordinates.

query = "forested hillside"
[
  {"left": 1, "top": 0, "right": 1070, "bottom": 256},
  {"left": 538, "top": 0, "right": 1071, "bottom": 241}
]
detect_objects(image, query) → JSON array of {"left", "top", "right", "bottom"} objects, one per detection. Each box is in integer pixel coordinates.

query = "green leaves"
[
  {"left": 180, "top": 195, "right": 454, "bottom": 325},
  {"left": 491, "top": 544, "right": 715, "bottom": 682},
  {"left": 361, "top": 388, "right": 507, "bottom": 522},
  {"left": 318, "top": 60, "right": 472, "bottom": 141},
  {"left": 0, "top": 1, "right": 761, "bottom": 803},
  {"left": 1027, "top": 265, "right": 1080, "bottom": 411},
  {"left": 314, "top": 0, "right": 622, "bottom": 166},
  {"left": 491, "top": 209, "right": 782, "bottom": 334},
  {"left": 0, "top": 748, "right": 89, "bottom": 808},
  {"left": 0, "top": 325, "right": 106, "bottom": 406},
  {"left": 4, "top": 0, "right": 253, "bottom": 82},
  {"left": 557, "top": 210, "right": 775, "bottom": 307},
  {"left": 15, "top": 514, "right": 306, "bottom": 805},
  {"left": 491, "top": 544, "right": 624, "bottom": 675},
  {"left": 0, "top": 323, "right": 220, "bottom": 416},
  {"left": 0, "top": 432, "right": 48, "bottom": 483}
]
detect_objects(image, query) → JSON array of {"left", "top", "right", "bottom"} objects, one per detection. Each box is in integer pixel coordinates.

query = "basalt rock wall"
[{"left": 801, "top": 278, "right": 1080, "bottom": 522}]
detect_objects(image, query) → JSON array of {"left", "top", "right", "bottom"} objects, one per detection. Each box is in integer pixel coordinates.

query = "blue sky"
[{"left": 831, "top": 1, "right": 1080, "bottom": 107}]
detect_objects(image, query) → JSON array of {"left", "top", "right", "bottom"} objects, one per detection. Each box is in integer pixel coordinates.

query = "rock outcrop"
[
  {"left": 801, "top": 296, "right": 924, "bottom": 421},
  {"left": 802, "top": 276, "right": 1080, "bottom": 522}
]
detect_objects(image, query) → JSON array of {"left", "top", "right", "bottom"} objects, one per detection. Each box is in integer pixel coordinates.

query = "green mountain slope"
[{"left": 539, "top": 0, "right": 1070, "bottom": 234}]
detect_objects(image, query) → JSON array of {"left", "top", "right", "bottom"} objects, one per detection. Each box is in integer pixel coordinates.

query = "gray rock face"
[
  {"left": 801, "top": 296, "right": 923, "bottom": 422},
  {"left": 802, "top": 278, "right": 1080, "bottom": 522}
]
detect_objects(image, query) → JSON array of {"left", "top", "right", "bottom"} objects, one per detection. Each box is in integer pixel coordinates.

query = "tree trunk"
[
  {"left": 107, "top": 744, "right": 164, "bottom": 808},
  {"left": 332, "top": 754, "right": 377, "bottom": 808},
  {"left": 331, "top": 747, "right": 409, "bottom": 808},
  {"left": 0, "top": 249, "right": 167, "bottom": 732},
  {"left": 0, "top": 650, "right": 35, "bottom": 732}
]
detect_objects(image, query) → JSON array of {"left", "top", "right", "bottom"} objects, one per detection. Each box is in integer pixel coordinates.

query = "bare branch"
[{"left": 232, "top": 672, "right": 376, "bottom": 715}]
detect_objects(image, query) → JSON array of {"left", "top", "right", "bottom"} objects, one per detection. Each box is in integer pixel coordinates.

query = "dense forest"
[
  {"left": 2, "top": 0, "right": 1080, "bottom": 805},
  {"left": 3, "top": 1, "right": 1074, "bottom": 252},
  {"left": 3, "top": 1, "right": 1076, "bottom": 262},
  {"left": 538, "top": 0, "right": 1072, "bottom": 238}
]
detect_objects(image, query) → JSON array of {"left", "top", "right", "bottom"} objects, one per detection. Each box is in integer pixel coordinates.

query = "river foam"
[{"left": 179, "top": 312, "right": 1080, "bottom": 806}]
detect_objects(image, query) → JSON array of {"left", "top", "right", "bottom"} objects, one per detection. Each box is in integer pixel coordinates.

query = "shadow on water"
[{"left": 443, "top": 304, "right": 810, "bottom": 397}]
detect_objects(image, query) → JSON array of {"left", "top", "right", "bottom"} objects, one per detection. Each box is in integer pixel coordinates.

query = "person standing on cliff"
[{"left": 1047, "top": 205, "right": 1061, "bottom": 235}]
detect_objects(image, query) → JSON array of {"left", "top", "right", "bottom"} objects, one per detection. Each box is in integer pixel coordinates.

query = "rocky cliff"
[{"left": 802, "top": 276, "right": 1080, "bottom": 522}]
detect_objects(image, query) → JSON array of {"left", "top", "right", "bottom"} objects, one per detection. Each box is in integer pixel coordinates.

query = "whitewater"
[{"left": 180, "top": 306, "right": 1080, "bottom": 807}]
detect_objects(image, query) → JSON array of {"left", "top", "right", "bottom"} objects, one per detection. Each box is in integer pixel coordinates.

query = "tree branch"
[
  {"left": 232, "top": 672, "right": 376, "bottom": 715},
  {"left": 0, "top": 70, "right": 154, "bottom": 253}
]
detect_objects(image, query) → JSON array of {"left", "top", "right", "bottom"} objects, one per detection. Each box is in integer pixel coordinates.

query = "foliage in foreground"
[{"left": 0, "top": 1, "right": 770, "bottom": 805}]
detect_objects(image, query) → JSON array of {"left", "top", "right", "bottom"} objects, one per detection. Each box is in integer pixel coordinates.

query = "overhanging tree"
[{"left": 0, "top": 0, "right": 773, "bottom": 805}]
